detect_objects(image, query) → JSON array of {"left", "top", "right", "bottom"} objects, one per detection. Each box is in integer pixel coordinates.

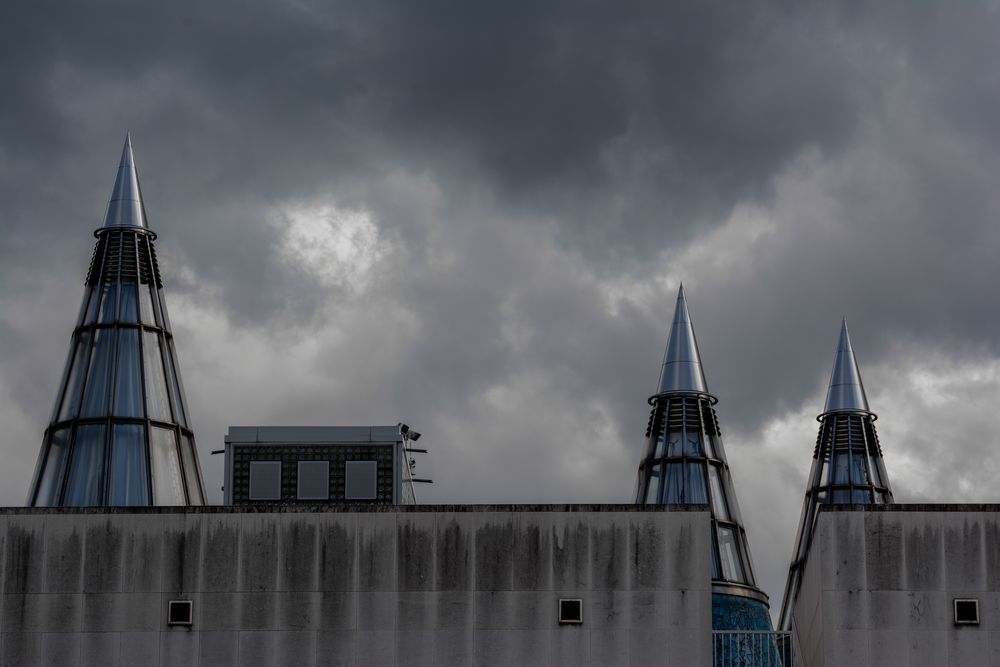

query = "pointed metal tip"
[
  {"left": 654, "top": 285, "right": 709, "bottom": 395},
  {"left": 823, "top": 320, "right": 870, "bottom": 413},
  {"left": 103, "top": 134, "right": 147, "bottom": 228}
]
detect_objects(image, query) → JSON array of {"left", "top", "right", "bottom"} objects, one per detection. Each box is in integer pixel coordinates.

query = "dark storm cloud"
[{"left": 2, "top": 0, "right": 1000, "bottom": 612}]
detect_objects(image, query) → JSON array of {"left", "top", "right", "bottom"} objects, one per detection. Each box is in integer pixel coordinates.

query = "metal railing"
[{"left": 712, "top": 630, "right": 795, "bottom": 667}]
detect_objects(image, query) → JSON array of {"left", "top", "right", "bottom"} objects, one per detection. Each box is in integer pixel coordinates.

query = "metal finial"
[{"left": 102, "top": 133, "right": 148, "bottom": 228}]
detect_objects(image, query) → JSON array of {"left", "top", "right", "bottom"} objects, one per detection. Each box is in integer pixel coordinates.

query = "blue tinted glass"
[
  {"left": 833, "top": 450, "right": 850, "bottom": 484},
  {"left": 685, "top": 463, "right": 707, "bottom": 504},
  {"left": 35, "top": 429, "right": 70, "bottom": 506},
  {"left": 143, "top": 331, "right": 171, "bottom": 421},
  {"left": 667, "top": 433, "right": 682, "bottom": 457},
  {"left": 85, "top": 284, "right": 103, "bottom": 324},
  {"left": 850, "top": 489, "right": 872, "bottom": 503},
  {"left": 684, "top": 431, "right": 703, "bottom": 456},
  {"left": 63, "top": 424, "right": 107, "bottom": 506},
  {"left": 109, "top": 424, "right": 149, "bottom": 505},
  {"left": 98, "top": 282, "right": 119, "bottom": 323},
  {"left": 81, "top": 329, "right": 114, "bottom": 417},
  {"left": 57, "top": 331, "right": 91, "bottom": 421},
  {"left": 664, "top": 463, "right": 684, "bottom": 503},
  {"left": 75, "top": 286, "right": 94, "bottom": 327},
  {"left": 113, "top": 329, "right": 143, "bottom": 417},
  {"left": 850, "top": 450, "right": 869, "bottom": 486},
  {"left": 119, "top": 283, "right": 139, "bottom": 323}
]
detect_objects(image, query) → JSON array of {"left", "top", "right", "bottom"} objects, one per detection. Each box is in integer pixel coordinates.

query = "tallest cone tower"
[
  {"left": 634, "top": 286, "right": 771, "bottom": 631},
  {"left": 27, "top": 135, "right": 205, "bottom": 506}
]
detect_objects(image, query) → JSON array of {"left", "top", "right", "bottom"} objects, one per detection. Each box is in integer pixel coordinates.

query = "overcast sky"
[{"left": 2, "top": 1, "right": 1000, "bottom": 615}]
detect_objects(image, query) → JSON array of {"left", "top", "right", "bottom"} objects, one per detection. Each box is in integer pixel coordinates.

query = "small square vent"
[
  {"left": 168, "top": 600, "right": 194, "bottom": 626},
  {"left": 954, "top": 598, "right": 979, "bottom": 625},
  {"left": 558, "top": 598, "right": 583, "bottom": 624}
]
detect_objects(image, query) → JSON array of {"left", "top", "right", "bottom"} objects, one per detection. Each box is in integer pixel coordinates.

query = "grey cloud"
[{"left": 2, "top": 0, "right": 1000, "bottom": 614}]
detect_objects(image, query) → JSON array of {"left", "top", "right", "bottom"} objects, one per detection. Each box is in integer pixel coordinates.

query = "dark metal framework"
[
  {"left": 636, "top": 392, "right": 761, "bottom": 594},
  {"left": 26, "top": 138, "right": 205, "bottom": 506}
]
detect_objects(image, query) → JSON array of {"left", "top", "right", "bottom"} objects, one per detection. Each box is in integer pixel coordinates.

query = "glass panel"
[
  {"left": 75, "top": 286, "right": 94, "bottom": 327},
  {"left": 664, "top": 463, "right": 684, "bottom": 503},
  {"left": 833, "top": 449, "right": 850, "bottom": 484},
  {"left": 109, "top": 424, "right": 149, "bottom": 505},
  {"left": 85, "top": 284, "right": 103, "bottom": 324},
  {"left": 56, "top": 332, "right": 91, "bottom": 422},
  {"left": 711, "top": 530, "right": 722, "bottom": 579},
  {"left": 666, "top": 432, "right": 682, "bottom": 457},
  {"left": 703, "top": 433, "right": 717, "bottom": 459},
  {"left": 850, "top": 449, "right": 869, "bottom": 487},
  {"left": 138, "top": 284, "right": 156, "bottom": 325},
  {"left": 851, "top": 489, "right": 873, "bottom": 503},
  {"left": 113, "top": 329, "right": 142, "bottom": 417},
  {"left": 722, "top": 475, "right": 745, "bottom": 525},
  {"left": 832, "top": 489, "right": 852, "bottom": 503},
  {"left": 685, "top": 462, "right": 707, "bottom": 504},
  {"left": 644, "top": 464, "right": 661, "bottom": 503},
  {"left": 35, "top": 429, "right": 70, "bottom": 506},
  {"left": 143, "top": 331, "right": 172, "bottom": 421},
  {"left": 98, "top": 282, "right": 119, "bottom": 323},
  {"left": 158, "top": 292, "right": 172, "bottom": 331},
  {"left": 654, "top": 430, "right": 666, "bottom": 458},
  {"left": 119, "top": 283, "right": 139, "bottom": 323},
  {"left": 81, "top": 329, "right": 114, "bottom": 417},
  {"left": 63, "top": 424, "right": 107, "bottom": 506},
  {"left": 149, "top": 426, "right": 185, "bottom": 505},
  {"left": 684, "top": 430, "right": 703, "bottom": 456},
  {"left": 165, "top": 340, "right": 188, "bottom": 427},
  {"left": 179, "top": 434, "right": 203, "bottom": 504},
  {"left": 717, "top": 526, "right": 746, "bottom": 583},
  {"left": 708, "top": 465, "right": 730, "bottom": 520}
]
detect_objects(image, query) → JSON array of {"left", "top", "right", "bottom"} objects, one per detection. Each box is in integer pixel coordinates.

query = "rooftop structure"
[
  {"left": 222, "top": 425, "right": 425, "bottom": 504},
  {"left": 633, "top": 286, "right": 771, "bottom": 633},
  {"left": 26, "top": 135, "right": 205, "bottom": 506},
  {"left": 778, "top": 319, "right": 893, "bottom": 630}
]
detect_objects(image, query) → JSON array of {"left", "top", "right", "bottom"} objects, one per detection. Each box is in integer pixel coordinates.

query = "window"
[
  {"left": 954, "top": 599, "right": 979, "bottom": 625},
  {"left": 558, "top": 599, "right": 583, "bottom": 624},
  {"left": 345, "top": 461, "right": 377, "bottom": 500},
  {"left": 249, "top": 461, "right": 281, "bottom": 500},
  {"left": 297, "top": 461, "right": 330, "bottom": 500},
  {"left": 167, "top": 600, "right": 193, "bottom": 626}
]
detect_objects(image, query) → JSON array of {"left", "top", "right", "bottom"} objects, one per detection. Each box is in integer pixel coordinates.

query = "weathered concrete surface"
[
  {"left": 792, "top": 505, "right": 1000, "bottom": 667},
  {"left": 0, "top": 504, "right": 712, "bottom": 666}
]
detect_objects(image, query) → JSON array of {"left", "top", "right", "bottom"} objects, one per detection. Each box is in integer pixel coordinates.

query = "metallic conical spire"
[
  {"left": 636, "top": 286, "right": 771, "bottom": 633},
  {"left": 779, "top": 320, "right": 892, "bottom": 631},
  {"left": 26, "top": 137, "right": 205, "bottom": 507},
  {"left": 103, "top": 133, "right": 148, "bottom": 229},
  {"left": 824, "top": 319, "right": 870, "bottom": 413},
  {"left": 656, "top": 285, "right": 709, "bottom": 395}
]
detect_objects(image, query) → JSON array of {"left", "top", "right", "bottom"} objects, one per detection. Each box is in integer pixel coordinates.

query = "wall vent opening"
[
  {"left": 168, "top": 600, "right": 193, "bottom": 626},
  {"left": 558, "top": 598, "right": 583, "bottom": 624},
  {"left": 954, "top": 598, "right": 980, "bottom": 625}
]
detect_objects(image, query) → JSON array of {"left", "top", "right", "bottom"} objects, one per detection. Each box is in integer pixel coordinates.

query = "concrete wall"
[
  {"left": 792, "top": 505, "right": 1000, "bottom": 667},
  {"left": 0, "top": 505, "right": 712, "bottom": 667}
]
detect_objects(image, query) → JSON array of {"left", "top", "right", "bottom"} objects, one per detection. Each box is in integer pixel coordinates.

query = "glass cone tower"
[
  {"left": 26, "top": 135, "right": 206, "bottom": 507},
  {"left": 778, "top": 319, "right": 893, "bottom": 630},
  {"left": 634, "top": 286, "right": 771, "bottom": 632}
]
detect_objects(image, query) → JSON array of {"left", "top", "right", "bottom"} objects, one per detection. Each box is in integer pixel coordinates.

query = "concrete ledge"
[{"left": 0, "top": 503, "right": 710, "bottom": 515}]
